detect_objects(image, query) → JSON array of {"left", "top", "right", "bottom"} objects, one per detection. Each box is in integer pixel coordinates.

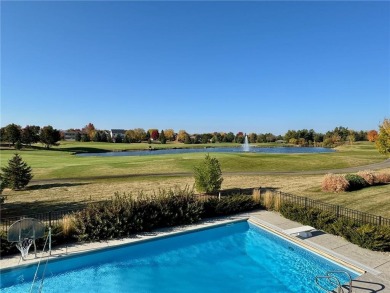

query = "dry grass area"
[{"left": 2, "top": 169, "right": 390, "bottom": 219}]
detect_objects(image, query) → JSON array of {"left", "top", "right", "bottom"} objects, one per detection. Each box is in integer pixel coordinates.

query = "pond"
[{"left": 75, "top": 146, "right": 334, "bottom": 157}]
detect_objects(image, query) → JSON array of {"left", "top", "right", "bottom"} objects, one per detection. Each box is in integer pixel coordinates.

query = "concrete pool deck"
[{"left": 1, "top": 210, "right": 389, "bottom": 292}]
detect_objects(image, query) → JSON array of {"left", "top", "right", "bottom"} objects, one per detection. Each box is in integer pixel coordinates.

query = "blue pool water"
[
  {"left": 0, "top": 221, "right": 359, "bottom": 292},
  {"left": 75, "top": 147, "right": 334, "bottom": 157}
]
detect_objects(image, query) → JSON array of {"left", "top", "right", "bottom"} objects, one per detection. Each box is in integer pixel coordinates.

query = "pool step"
[{"left": 315, "top": 270, "right": 352, "bottom": 293}]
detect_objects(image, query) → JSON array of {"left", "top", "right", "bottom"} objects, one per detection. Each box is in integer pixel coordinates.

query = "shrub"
[
  {"left": 73, "top": 187, "right": 204, "bottom": 242},
  {"left": 353, "top": 224, "right": 390, "bottom": 251},
  {"left": 345, "top": 174, "right": 367, "bottom": 191},
  {"left": 375, "top": 172, "right": 390, "bottom": 184},
  {"left": 0, "top": 173, "right": 4, "bottom": 195},
  {"left": 280, "top": 203, "right": 390, "bottom": 251},
  {"left": 252, "top": 188, "right": 261, "bottom": 203},
  {"left": 202, "top": 194, "right": 261, "bottom": 218},
  {"left": 261, "top": 191, "right": 281, "bottom": 211},
  {"left": 194, "top": 154, "right": 223, "bottom": 194},
  {"left": 321, "top": 173, "right": 349, "bottom": 192},
  {"left": 263, "top": 191, "right": 274, "bottom": 210},
  {"left": 0, "top": 230, "right": 19, "bottom": 256},
  {"left": 357, "top": 170, "right": 376, "bottom": 185},
  {"left": 61, "top": 214, "right": 77, "bottom": 237}
]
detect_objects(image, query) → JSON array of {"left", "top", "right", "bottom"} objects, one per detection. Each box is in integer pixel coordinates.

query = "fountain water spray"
[{"left": 242, "top": 135, "right": 250, "bottom": 152}]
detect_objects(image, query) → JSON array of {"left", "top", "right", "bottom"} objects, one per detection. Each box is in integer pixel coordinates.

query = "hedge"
[
  {"left": 280, "top": 203, "right": 390, "bottom": 251},
  {"left": 1, "top": 188, "right": 261, "bottom": 256}
]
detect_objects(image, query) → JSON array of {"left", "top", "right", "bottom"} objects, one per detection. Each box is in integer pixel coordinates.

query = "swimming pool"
[{"left": 1, "top": 221, "right": 361, "bottom": 292}]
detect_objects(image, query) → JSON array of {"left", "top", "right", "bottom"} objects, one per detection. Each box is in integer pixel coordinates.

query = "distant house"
[
  {"left": 110, "top": 129, "right": 126, "bottom": 139},
  {"left": 63, "top": 131, "right": 78, "bottom": 141}
]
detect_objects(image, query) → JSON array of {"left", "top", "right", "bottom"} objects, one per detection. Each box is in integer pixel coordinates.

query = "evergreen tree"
[
  {"left": 0, "top": 173, "right": 4, "bottom": 195},
  {"left": 0, "top": 173, "right": 4, "bottom": 204},
  {"left": 100, "top": 131, "right": 108, "bottom": 142},
  {"left": 92, "top": 131, "right": 101, "bottom": 142},
  {"left": 160, "top": 130, "right": 167, "bottom": 144},
  {"left": 184, "top": 134, "right": 192, "bottom": 144},
  {"left": 1, "top": 154, "right": 33, "bottom": 190},
  {"left": 115, "top": 135, "right": 123, "bottom": 143},
  {"left": 194, "top": 154, "right": 223, "bottom": 194},
  {"left": 81, "top": 133, "right": 90, "bottom": 142},
  {"left": 75, "top": 132, "right": 82, "bottom": 142}
]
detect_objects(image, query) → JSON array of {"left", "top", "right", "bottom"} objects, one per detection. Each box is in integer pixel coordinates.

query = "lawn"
[
  {"left": 1, "top": 141, "right": 389, "bottom": 218},
  {"left": 0, "top": 141, "right": 385, "bottom": 180}
]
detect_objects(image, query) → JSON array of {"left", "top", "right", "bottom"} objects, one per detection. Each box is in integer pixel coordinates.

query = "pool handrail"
[
  {"left": 327, "top": 271, "right": 352, "bottom": 293},
  {"left": 315, "top": 275, "right": 342, "bottom": 293}
]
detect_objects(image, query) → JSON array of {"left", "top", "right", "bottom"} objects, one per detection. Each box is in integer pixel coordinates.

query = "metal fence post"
[
  {"left": 379, "top": 216, "right": 382, "bottom": 226},
  {"left": 336, "top": 206, "right": 340, "bottom": 218},
  {"left": 304, "top": 197, "right": 307, "bottom": 209},
  {"left": 49, "top": 211, "right": 52, "bottom": 228}
]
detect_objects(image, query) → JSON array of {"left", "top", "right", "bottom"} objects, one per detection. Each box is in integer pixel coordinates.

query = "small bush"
[
  {"left": 262, "top": 191, "right": 282, "bottom": 211},
  {"left": 61, "top": 214, "right": 77, "bottom": 237},
  {"left": 252, "top": 188, "right": 261, "bottom": 203},
  {"left": 274, "top": 194, "right": 281, "bottom": 212},
  {"left": 202, "top": 194, "right": 261, "bottom": 218},
  {"left": 263, "top": 191, "right": 275, "bottom": 210},
  {"left": 193, "top": 154, "right": 223, "bottom": 194},
  {"left": 345, "top": 174, "right": 367, "bottom": 191},
  {"left": 353, "top": 224, "right": 390, "bottom": 251},
  {"left": 375, "top": 172, "right": 390, "bottom": 184},
  {"left": 0, "top": 230, "right": 19, "bottom": 256},
  {"left": 357, "top": 170, "right": 376, "bottom": 185},
  {"left": 321, "top": 174, "right": 349, "bottom": 192}
]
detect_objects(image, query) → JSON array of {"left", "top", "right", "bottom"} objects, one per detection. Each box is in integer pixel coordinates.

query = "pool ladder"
[{"left": 315, "top": 270, "right": 352, "bottom": 293}]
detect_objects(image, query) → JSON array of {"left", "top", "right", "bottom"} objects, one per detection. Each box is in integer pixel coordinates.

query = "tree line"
[
  {"left": 60, "top": 123, "right": 371, "bottom": 147},
  {"left": 0, "top": 124, "right": 60, "bottom": 149},
  {"left": 0, "top": 122, "right": 383, "bottom": 150}
]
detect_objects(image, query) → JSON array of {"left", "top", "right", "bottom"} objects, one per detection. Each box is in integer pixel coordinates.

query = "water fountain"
[{"left": 242, "top": 135, "right": 250, "bottom": 152}]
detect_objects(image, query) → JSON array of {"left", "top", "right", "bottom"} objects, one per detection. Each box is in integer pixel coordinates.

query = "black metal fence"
[
  {"left": 261, "top": 189, "right": 390, "bottom": 227},
  {"left": 0, "top": 209, "right": 79, "bottom": 233},
  {"left": 1, "top": 188, "right": 389, "bottom": 233}
]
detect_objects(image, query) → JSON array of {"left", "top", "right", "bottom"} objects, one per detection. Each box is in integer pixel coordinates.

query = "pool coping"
[{"left": 248, "top": 217, "right": 367, "bottom": 275}]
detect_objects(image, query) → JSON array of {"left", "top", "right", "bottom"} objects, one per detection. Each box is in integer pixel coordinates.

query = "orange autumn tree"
[{"left": 367, "top": 130, "right": 378, "bottom": 142}]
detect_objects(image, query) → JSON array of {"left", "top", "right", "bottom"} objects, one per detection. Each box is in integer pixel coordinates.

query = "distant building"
[
  {"left": 63, "top": 131, "right": 78, "bottom": 141},
  {"left": 110, "top": 129, "right": 126, "bottom": 139}
]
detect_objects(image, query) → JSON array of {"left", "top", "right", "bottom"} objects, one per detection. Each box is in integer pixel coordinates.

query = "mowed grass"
[
  {"left": 1, "top": 141, "right": 389, "bottom": 218},
  {"left": 0, "top": 141, "right": 385, "bottom": 180},
  {"left": 2, "top": 172, "right": 390, "bottom": 219}
]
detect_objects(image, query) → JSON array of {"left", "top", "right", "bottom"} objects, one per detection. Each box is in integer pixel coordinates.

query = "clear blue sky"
[{"left": 1, "top": 1, "right": 389, "bottom": 135}]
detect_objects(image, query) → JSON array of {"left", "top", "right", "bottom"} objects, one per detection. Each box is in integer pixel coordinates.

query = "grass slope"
[
  {"left": 0, "top": 142, "right": 385, "bottom": 180},
  {"left": 1, "top": 141, "right": 389, "bottom": 218}
]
